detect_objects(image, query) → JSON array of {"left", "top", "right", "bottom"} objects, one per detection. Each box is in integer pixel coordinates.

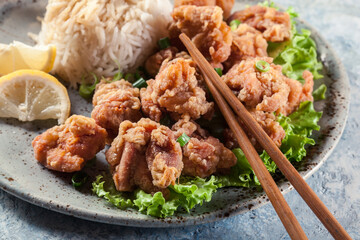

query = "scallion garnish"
[
  {"left": 176, "top": 133, "right": 191, "bottom": 147},
  {"left": 133, "top": 77, "right": 148, "bottom": 89},
  {"left": 79, "top": 73, "right": 99, "bottom": 99},
  {"left": 230, "top": 19, "right": 241, "bottom": 31},
  {"left": 255, "top": 60, "right": 270, "bottom": 72},
  {"left": 158, "top": 37, "right": 171, "bottom": 50},
  {"left": 112, "top": 71, "right": 123, "bottom": 81},
  {"left": 72, "top": 171, "right": 88, "bottom": 188},
  {"left": 214, "top": 68, "right": 223, "bottom": 77}
]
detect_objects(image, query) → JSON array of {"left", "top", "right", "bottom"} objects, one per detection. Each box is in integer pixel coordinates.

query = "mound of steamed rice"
[{"left": 36, "top": 0, "right": 173, "bottom": 87}]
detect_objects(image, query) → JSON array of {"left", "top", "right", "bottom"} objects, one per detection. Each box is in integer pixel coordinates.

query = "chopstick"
[
  {"left": 204, "top": 74, "right": 307, "bottom": 239},
  {"left": 179, "top": 33, "right": 351, "bottom": 240}
]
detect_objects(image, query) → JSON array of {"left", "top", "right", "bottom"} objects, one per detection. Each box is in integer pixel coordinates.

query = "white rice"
[{"left": 36, "top": 0, "right": 173, "bottom": 87}]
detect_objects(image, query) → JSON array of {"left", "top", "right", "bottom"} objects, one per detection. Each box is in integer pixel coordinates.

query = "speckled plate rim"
[{"left": 0, "top": 1, "right": 350, "bottom": 228}]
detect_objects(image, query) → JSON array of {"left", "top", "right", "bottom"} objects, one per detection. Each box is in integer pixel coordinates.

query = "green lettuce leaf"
[
  {"left": 216, "top": 149, "right": 256, "bottom": 188},
  {"left": 92, "top": 174, "right": 219, "bottom": 218},
  {"left": 170, "top": 176, "right": 218, "bottom": 212},
  {"left": 281, "top": 101, "right": 322, "bottom": 136},
  {"left": 262, "top": 4, "right": 323, "bottom": 81},
  {"left": 273, "top": 29, "right": 323, "bottom": 81},
  {"left": 276, "top": 101, "right": 322, "bottom": 162},
  {"left": 313, "top": 84, "right": 327, "bottom": 100},
  {"left": 92, "top": 175, "right": 133, "bottom": 209},
  {"left": 133, "top": 190, "right": 179, "bottom": 218}
]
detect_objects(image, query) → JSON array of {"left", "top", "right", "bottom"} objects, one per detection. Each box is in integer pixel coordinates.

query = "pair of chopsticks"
[{"left": 179, "top": 33, "right": 351, "bottom": 240}]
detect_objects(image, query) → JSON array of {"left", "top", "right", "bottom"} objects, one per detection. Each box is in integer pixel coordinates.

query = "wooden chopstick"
[
  {"left": 179, "top": 33, "right": 351, "bottom": 240},
  {"left": 204, "top": 74, "right": 307, "bottom": 239}
]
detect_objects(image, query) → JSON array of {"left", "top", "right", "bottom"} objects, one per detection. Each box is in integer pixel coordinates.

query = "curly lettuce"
[
  {"left": 92, "top": 175, "right": 133, "bottom": 209},
  {"left": 92, "top": 174, "right": 219, "bottom": 218},
  {"left": 261, "top": 1, "right": 323, "bottom": 82},
  {"left": 273, "top": 29, "right": 324, "bottom": 82},
  {"left": 313, "top": 84, "right": 327, "bottom": 101}
]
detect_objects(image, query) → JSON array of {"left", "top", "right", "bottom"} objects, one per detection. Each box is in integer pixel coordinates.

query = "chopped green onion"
[
  {"left": 133, "top": 77, "right": 148, "bottom": 89},
  {"left": 72, "top": 171, "right": 88, "bottom": 188},
  {"left": 79, "top": 73, "right": 99, "bottom": 99},
  {"left": 112, "top": 71, "right": 123, "bottom": 81},
  {"left": 158, "top": 37, "right": 171, "bottom": 50},
  {"left": 230, "top": 19, "right": 241, "bottom": 31},
  {"left": 255, "top": 60, "right": 270, "bottom": 72},
  {"left": 160, "top": 114, "right": 172, "bottom": 127},
  {"left": 177, "top": 133, "right": 191, "bottom": 147},
  {"left": 214, "top": 68, "right": 223, "bottom": 77}
]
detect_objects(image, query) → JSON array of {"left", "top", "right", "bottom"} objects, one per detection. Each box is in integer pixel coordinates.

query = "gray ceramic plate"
[{"left": 0, "top": 0, "right": 350, "bottom": 227}]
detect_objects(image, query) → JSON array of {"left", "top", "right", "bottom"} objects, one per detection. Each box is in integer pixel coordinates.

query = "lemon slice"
[
  {"left": 0, "top": 41, "right": 56, "bottom": 76},
  {"left": 0, "top": 70, "right": 70, "bottom": 124}
]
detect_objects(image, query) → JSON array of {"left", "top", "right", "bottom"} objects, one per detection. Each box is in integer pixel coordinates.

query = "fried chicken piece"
[
  {"left": 133, "top": 151, "right": 170, "bottom": 198},
  {"left": 215, "top": 0, "right": 235, "bottom": 19},
  {"left": 206, "top": 136, "right": 237, "bottom": 170},
  {"left": 109, "top": 140, "right": 170, "bottom": 197},
  {"left": 222, "top": 57, "right": 290, "bottom": 112},
  {"left": 91, "top": 80, "right": 142, "bottom": 141},
  {"left": 169, "top": 6, "right": 232, "bottom": 64},
  {"left": 106, "top": 119, "right": 157, "bottom": 190},
  {"left": 140, "top": 58, "right": 213, "bottom": 122},
  {"left": 223, "top": 128, "right": 238, "bottom": 149},
  {"left": 172, "top": 115, "right": 209, "bottom": 139},
  {"left": 139, "top": 79, "right": 162, "bottom": 122},
  {"left": 222, "top": 57, "right": 292, "bottom": 148},
  {"left": 277, "top": 70, "right": 314, "bottom": 115},
  {"left": 172, "top": 117, "right": 236, "bottom": 178},
  {"left": 106, "top": 118, "right": 182, "bottom": 195},
  {"left": 222, "top": 59, "right": 313, "bottom": 149},
  {"left": 32, "top": 115, "right": 107, "bottom": 172},
  {"left": 174, "top": 0, "right": 216, "bottom": 8},
  {"left": 174, "top": 0, "right": 235, "bottom": 19},
  {"left": 248, "top": 109, "right": 285, "bottom": 147},
  {"left": 228, "top": 5, "right": 291, "bottom": 42},
  {"left": 144, "top": 47, "right": 204, "bottom": 84},
  {"left": 224, "top": 23, "right": 268, "bottom": 70},
  {"left": 300, "top": 70, "right": 314, "bottom": 102},
  {"left": 146, "top": 126, "right": 183, "bottom": 188},
  {"left": 145, "top": 47, "right": 179, "bottom": 77},
  {"left": 224, "top": 108, "right": 285, "bottom": 149},
  {"left": 182, "top": 137, "right": 219, "bottom": 178}
]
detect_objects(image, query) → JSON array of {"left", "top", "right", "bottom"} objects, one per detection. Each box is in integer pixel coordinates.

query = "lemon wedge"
[
  {"left": 0, "top": 41, "right": 56, "bottom": 76},
  {"left": 0, "top": 70, "right": 70, "bottom": 124}
]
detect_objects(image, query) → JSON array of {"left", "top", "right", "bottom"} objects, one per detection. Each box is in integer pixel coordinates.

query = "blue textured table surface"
[{"left": 1, "top": 1, "right": 360, "bottom": 239}]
